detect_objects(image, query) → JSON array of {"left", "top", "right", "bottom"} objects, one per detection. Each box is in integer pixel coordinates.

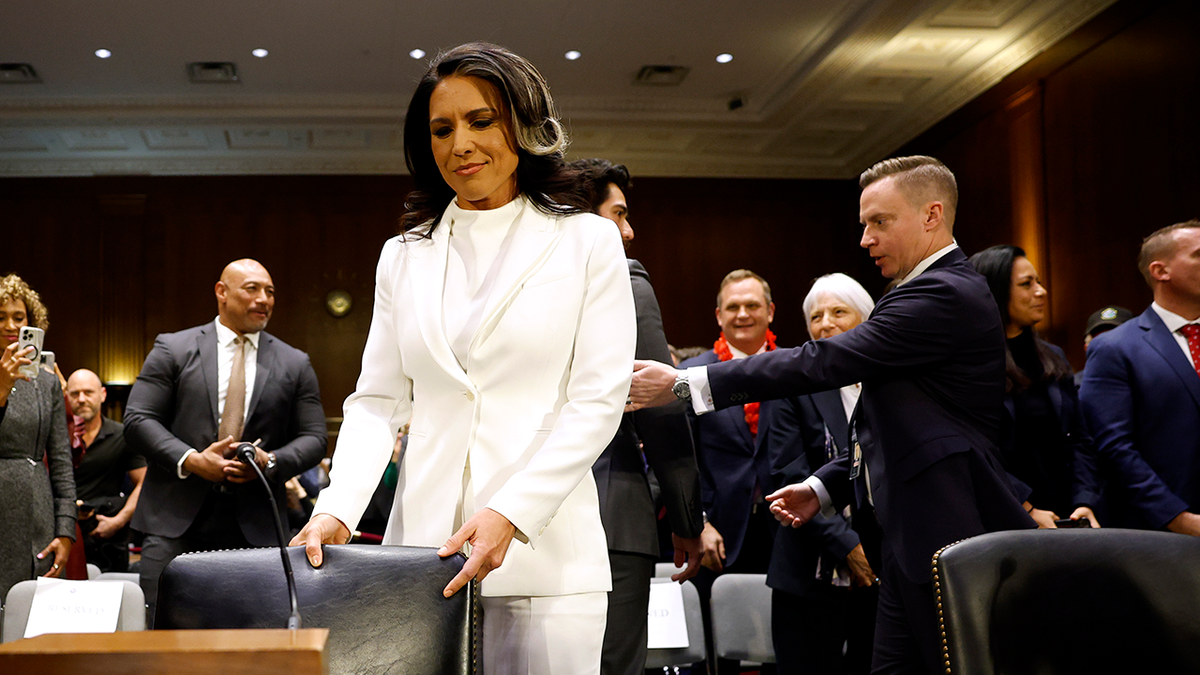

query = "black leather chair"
[
  {"left": 932, "top": 529, "right": 1200, "bottom": 675},
  {"left": 156, "top": 545, "right": 476, "bottom": 674}
]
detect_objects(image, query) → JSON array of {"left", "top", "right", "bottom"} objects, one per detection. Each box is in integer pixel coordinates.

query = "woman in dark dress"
[{"left": 969, "top": 246, "right": 1102, "bottom": 528}]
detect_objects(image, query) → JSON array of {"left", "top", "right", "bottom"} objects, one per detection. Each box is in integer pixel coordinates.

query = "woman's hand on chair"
[
  {"left": 290, "top": 513, "right": 351, "bottom": 568},
  {"left": 437, "top": 508, "right": 516, "bottom": 597}
]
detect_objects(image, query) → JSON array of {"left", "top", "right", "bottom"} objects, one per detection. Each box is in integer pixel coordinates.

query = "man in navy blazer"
[
  {"left": 682, "top": 270, "right": 780, "bottom": 579},
  {"left": 125, "top": 259, "right": 327, "bottom": 625},
  {"left": 1080, "top": 220, "right": 1200, "bottom": 536},
  {"left": 630, "top": 156, "right": 1034, "bottom": 674}
]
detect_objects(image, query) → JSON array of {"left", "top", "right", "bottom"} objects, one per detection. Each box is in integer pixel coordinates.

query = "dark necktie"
[
  {"left": 218, "top": 336, "right": 247, "bottom": 441},
  {"left": 1181, "top": 324, "right": 1200, "bottom": 378}
]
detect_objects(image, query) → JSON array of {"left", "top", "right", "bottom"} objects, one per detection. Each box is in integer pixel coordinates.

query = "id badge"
[{"left": 849, "top": 425, "right": 863, "bottom": 480}]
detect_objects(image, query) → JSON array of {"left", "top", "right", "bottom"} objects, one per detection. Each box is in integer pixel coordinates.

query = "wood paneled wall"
[{"left": 901, "top": 0, "right": 1199, "bottom": 368}]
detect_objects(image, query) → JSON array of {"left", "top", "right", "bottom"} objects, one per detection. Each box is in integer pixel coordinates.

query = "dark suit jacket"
[
  {"left": 705, "top": 249, "right": 1034, "bottom": 583},
  {"left": 681, "top": 349, "right": 775, "bottom": 569},
  {"left": 1080, "top": 307, "right": 1200, "bottom": 529},
  {"left": 1001, "top": 341, "right": 1103, "bottom": 512},
  {"left": 125, "top": 321, "right": 328, "bottom": 546},
  {"left": 762, "top": 389, "right": 860, "bottom": 598},
  {"left": 593, "top": 260, "right": 703, "bottom": 556}
]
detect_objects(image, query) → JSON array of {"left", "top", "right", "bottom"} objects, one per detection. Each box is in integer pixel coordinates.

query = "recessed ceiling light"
[
  {"left": 565, "top": 50, "right": 582, "bottom": 61},
  {"left": 252, "top": 48, "right": 269, "bottom": 58},
  {"left": 95, "top": 49, "right": 112, "bottom": 59},
  {"left": 409, "top": 48, "right": 426, "bottom": 59},
  {"left": 716, "top": 53, "right": 733, "bottom": 64}
]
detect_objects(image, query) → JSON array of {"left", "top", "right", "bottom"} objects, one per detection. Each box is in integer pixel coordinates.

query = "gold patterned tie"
[{"left": 218, "top": 335, "right": 247, "bottom": 441}]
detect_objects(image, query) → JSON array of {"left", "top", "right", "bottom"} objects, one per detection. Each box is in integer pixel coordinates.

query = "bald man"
[
  {"left": 125, "top": 259, "right": 327, "bottom": 625},
  {"left": 67, "top": 369, "right": 147, "bottom": 573}
]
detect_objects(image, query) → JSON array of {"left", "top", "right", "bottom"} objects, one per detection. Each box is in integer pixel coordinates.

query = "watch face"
[{"left": 672, "top": 379, "right": 691, "bottom": 401}]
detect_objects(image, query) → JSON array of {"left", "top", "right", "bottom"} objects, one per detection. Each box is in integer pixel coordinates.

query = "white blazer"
[{"left": 314, "top": 196, "right": 636, "bottom": 597}]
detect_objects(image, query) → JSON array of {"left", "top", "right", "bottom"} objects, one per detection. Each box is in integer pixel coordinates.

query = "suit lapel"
[
  {"left": 199, "top": 323, "right": 220, "bottom": 423},
  {"left": 1141, "top": 311, "right": 1200, "bottom": 409},
  {"left": 247, "top": 333, "right": 274, "bottom": 423},
  {"left": 408, "top": 218, "right": 475, "bottom": 390},
  {"left": 812, "top": 389, "right": 849, "bottom": 452},
  {"left": 469, "top": 199, "right": 565, "bottom": 353}
]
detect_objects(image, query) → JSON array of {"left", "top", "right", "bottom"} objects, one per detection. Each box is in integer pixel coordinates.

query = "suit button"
[{"left": 464, "top": 391, "right": 475, "bottom": 401}]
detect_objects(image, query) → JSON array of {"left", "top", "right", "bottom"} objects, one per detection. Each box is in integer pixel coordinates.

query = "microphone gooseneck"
[{"left": 237, "top": 442, "right": 302, "bottom": 630}]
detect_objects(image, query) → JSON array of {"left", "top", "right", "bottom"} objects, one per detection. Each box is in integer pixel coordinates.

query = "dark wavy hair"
[
  {"left": 969, "top": 245, "right": 1072, "bottom": 391},
  {"left": 569, "top": 158, "right": 631, "bottom": 214},
  {"left": 400, "top": 42, "right": 590, "bottom": 234}
]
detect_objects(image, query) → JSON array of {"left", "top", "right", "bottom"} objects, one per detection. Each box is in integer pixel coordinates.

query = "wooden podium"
[{"left": 0, "top": 628, "right": 328, "bottom": 675}]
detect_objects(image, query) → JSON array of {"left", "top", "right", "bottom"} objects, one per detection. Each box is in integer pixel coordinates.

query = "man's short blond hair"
[
  {"left": 859, "top": 155, "right": 958, "bottom": 231},
  {"left": 717, "top": 269, "right": 772, "bottom": 307}
]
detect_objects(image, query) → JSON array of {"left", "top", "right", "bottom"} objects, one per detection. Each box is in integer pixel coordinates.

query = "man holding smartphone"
[{"left": 124, "top": 259, "right": 327, "bottom": 626}]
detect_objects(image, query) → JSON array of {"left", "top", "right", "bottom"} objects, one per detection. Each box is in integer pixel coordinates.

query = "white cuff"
[
  {"left": 802, "top": 475, "right": 837, "bottom": 519},
  {"left": 687, "top": 365, "right": 715, "bottom": 415},
  {"left": 177, "top": 448, "right": 197, "bottom": 479}
]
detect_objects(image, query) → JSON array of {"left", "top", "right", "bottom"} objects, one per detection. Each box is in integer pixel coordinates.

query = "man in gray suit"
[
  {"left": 125, "top": 259, "right": 327, "bottom": 625},
  {"left": 572, "top": 159, "right": 705, "bottom": 675}
]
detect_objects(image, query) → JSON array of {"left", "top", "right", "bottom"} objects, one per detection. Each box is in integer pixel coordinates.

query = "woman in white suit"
[{"left": 292, "top": 42, "right": 636, "bottom": 675}]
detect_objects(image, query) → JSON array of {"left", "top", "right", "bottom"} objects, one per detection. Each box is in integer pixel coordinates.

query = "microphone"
[{"left": 236, "top": 441, "right": 302, "bottom": 630}]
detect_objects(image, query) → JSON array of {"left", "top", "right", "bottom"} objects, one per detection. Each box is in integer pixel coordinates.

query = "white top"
[
  {"left": 1151, "top": 301, "right": 1200, "bottom": 369},
  {"left": 443, "top": 198, "right": 524, "bottom": 367}
]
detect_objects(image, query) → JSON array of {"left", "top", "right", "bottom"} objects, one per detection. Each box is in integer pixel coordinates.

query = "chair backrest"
[
  {"left": 710, "top": 573, "right": 774, "bottom": 664},
  {"left": 654, "top": 562, "right": 679, "bottom": 579},
  {"left": 1, "top": 579, "right": 145, "bottom": 643},
  {"left": 95, "top": 572, "right": 140, "bottom": 584},
  {"left": 644, "top": 579, "right": 707, "bottom": 670},
  {"left": 86, "top": 563, "right": 101, "bottom": 579},
  {"left": 156, "top": 544, "right": 476, "bottom": 675},
  {"left": 934, "top": 529, "right": 1200, "bottom": 675}
]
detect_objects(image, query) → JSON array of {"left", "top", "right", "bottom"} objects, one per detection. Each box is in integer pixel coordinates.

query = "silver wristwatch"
[
  {"left": 672, "top": 373, "right": 692, "bottom": 402},
  {"left": 265, "top": 452, "right": 277, "bottom": 471}
]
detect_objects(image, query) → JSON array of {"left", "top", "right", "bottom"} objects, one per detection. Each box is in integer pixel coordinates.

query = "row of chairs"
[{"left": 646, "top": 566, "right": 775, "bottom": 673}]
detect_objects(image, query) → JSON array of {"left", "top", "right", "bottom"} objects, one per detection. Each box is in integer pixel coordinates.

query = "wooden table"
[{"left": 0, "top": 628, "right": 328, "bottom": 675}]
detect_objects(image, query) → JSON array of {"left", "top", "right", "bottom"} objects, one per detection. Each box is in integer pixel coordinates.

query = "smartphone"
[
  {"left": 17, "top": 326, "right": 44, "bottom": 379},
  {"left": 1054, "top": 517, "right": 1091, "bottom": 528},
  {"left": 40, "top": 350, "right": 55, "bottom": 373}
]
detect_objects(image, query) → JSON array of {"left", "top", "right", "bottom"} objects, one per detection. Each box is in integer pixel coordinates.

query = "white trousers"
[{"left": 480, "top": 592, "right": 608, "bottom": 675}]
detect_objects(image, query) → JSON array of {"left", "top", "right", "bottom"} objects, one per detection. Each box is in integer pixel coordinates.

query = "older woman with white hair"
[{"left": 761, "top": 272, "right": 879, "bottom": 675}]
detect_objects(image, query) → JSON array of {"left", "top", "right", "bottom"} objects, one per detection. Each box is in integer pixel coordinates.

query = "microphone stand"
[{"left": 237, "top": 442, "right": 302, "bottom": 630}]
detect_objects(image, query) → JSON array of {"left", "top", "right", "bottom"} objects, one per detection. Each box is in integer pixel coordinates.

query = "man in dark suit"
[
  {"left": 125, "top": 259, "right": 327, "bottom": 625},
  {"left": 630, "top": 156, "right": 1034, "bottom": 674},
  {"left": 681, "top": 270, "right": 780, "bottom": 578},
  {"left": 1080, "top": 220, "right": 1200, "bottom": 536},
  {"left": 571, "top": 159, "right": 704, "bottom": 675}
]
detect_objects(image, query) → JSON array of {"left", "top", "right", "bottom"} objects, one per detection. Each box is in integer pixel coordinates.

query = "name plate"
[
  {"left": 646, "top": 580, "right": 689, "bottom": 649},
  {"left": 24, "top": 578, "right": 124, "bottom": 639}
]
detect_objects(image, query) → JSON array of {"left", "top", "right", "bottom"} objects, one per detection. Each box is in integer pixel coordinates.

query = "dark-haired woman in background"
[
  {"left": 292, "top": 43, "right": 635, "bottom": 674},
  {"left": 0, "top": 274, "right": 75, "bottom": 600},
  {"left": 969, "top": 246, "right": 1102, "bottom": 528}
]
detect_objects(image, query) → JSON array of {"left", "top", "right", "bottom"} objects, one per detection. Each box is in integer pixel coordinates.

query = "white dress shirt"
[
  {"left": 1151, "top": 302, "right": 1200, "bottom": 369},
  {"left": 176, "top": 318, "right": 260, "bottom": 478}
]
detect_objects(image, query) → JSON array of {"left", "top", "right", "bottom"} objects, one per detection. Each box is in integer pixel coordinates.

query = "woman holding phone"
[
  {"left": 0, "top": 274, "right": 75, "bottom": 599},
  {"left": 292, "top": 43, "right": 635, "bottom": 674}
]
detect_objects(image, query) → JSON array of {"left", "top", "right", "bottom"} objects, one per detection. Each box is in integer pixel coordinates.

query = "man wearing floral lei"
[{"left": 680, "top": 269, "right": 779, "bottom": 664}]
